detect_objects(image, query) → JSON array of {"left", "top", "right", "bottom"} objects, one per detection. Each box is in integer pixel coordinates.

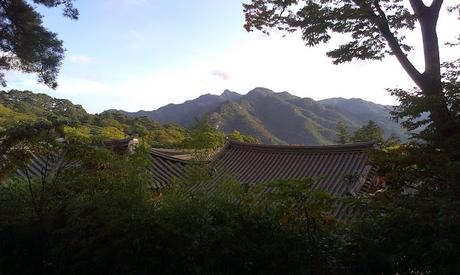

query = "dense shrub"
[
  {"left": 0, "top": 142, "right": 341, "bottom": 274},
  {"left": 1, "top": 121, "right": 460, "bottom": 274}
]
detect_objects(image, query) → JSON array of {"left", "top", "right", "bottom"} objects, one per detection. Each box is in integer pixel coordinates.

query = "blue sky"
[{"left": 5, "top": 0, "right": 460, "bottom": 113}]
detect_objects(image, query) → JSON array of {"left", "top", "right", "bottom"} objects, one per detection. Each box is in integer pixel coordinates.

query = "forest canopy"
[{"left": 0, "top": 89, "right": 259, "bottom": 148}]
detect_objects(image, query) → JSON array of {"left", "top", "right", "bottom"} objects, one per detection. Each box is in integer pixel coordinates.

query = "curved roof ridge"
[
  {"left": 225, "top": 140, "right": 374, "bottom": 152},
  {"left": 150, "top": 149, "right": 209, "bottom": 164}
]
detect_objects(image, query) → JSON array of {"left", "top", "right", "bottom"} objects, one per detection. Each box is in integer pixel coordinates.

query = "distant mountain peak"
[
  {"left": 118, "top": 87, "right": 405, "bottom": 144},
  {"left": 220, "top": 90, "right": 241, "bottom": 100},
  {"left": 247, "top": 87, "right": 275, "bottom": 96}
]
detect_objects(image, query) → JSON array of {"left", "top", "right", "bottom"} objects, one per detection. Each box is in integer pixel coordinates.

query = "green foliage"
[
  {"left": 228, "top": 129, "right": 259, "bottom": 143},
  {"left": 180, "top": 120, "right": 259, "bottom": 159},
  {"left": 0, "top": 103, "right": 34, "bottom": 128},
  {"left": 244, "top": 0, "right": 460, "bottom": 154},
  {"left": 210, "top": 88, "right": 403, "bottom": 145},
  {"left": 0, "top": 125, "right": 340, "bottom": 274},
  {"left": 0, "top": 120, "right": 342, "bottom": 274},
  {"left": 0, "top": 149, "right": 153, "bottom": 274},
  {"left": 254, "top": 179, "right": 343, "bottom": 273},
  {"left": 244, "top": 0, "right": 417, "bottom": 64},
  {"left": 336, "top": 120, "right": 384, "bottom": 144},
  {"left": 63, "top": 125, "right": 92, "bottom": 142},
  {"left": 390, "top": 58, "right": 460, "bottom": 157},
  {"left": 0, "top": 119, "right": 66, "bottom": 180},
  {"left": 0, "top": 90, "right": 261, "bottom": 149},
  {"left": 0, "top": 0, "right": 78, "bottom": 88},
  {"left": 143, "top": 123, "right": 187, "bottom": 148},
  {"left": 94, "top": 126, "right": 126, "bottom": 141},
  {"left": 341, "top": 144, "right": 460, "bottom": 274},
  {"left": 144, "top": 177, "right": 336, "bottom": 275},
  {"left": 126, "top": 87, "right": 405, "bottom": 145},
  {"left": 336, "top": 121, "right": 350, "bottom": 144},
  {"left": 351, "top": 120, "right": 383, "bottom": 143},
  {"left": 181, "top": 119, "right": 225, "bottom": 160},
  {"left": 0, "top": 90, "right": 89, "bottom": 123},
  {"left": 182, "top": 118, "right": 225, "bottom": 150},
  {"left": 2, "top": 114, "right": 460, "bottom": 273}
]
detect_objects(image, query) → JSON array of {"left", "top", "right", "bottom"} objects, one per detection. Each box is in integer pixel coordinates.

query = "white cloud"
[
  {"left": 212, "top": 69, "right": 230, "bottom": 80},
  {"left": 68, "top": 55, "right": 93, "bottom": 64}
]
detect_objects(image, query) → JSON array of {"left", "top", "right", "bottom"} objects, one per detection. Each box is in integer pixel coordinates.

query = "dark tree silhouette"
[
  {"left": 0, "top": 0, "right": 78, "bottom": 88},
  {"left": 244, "top": 0, "right": 460, "bottom": 156}
]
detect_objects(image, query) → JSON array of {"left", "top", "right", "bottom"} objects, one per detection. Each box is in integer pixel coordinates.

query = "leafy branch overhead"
[
  {"left": 243, "top": 0, "right": 420, "bottom": 63},
  {"left": 244, "top": 0, "right": 460, "bottom": 160},
  {"left": 32, "top": 0, "right": 79, "bottom": 19},
  {"left": 0, "top": 0, "right": 78, "bottom": 88},
  {"left": 244, "top": 0, "right": 460, "bottom": 94}
]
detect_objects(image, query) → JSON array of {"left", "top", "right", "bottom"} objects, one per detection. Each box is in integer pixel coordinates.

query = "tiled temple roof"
[
  {"left": 149, "top": 149, "right": 207, "bottom": 188},
  {"left": 149, "top": 141, "right": 377, "bottom": 218},
  {"left": 12, "top": 152, "right": 62, "bottom": 179},
  {"left": 151, "top": 141, "right": 375, "bottom": 191},
  {"left": 211, "top": 141, "right": 375, "bottom": 195},
  {"left": 7, "top": 138, "right": 376, "bottom": 219}
]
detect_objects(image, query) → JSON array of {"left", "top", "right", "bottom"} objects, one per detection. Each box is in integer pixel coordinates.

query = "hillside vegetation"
[
  {"left": 0, "top": 90, "right": 256, "bottom": 148},
  {"left": 0, "top": 90, "right": 458, "bottom": 274},
  {"left": 123, "top": 87, "right": 406, "bottom": 145}
]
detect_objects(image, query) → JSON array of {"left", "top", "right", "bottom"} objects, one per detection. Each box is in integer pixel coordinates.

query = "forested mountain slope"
[
  {"left": 123, "top": 87, "right": 405, "bottom": 145},
  {"left": 1, "top": 89, "right": 405, "bottom": 145},
  {"left": 122, "top": 90, "right": 242, "bottom": 126}
]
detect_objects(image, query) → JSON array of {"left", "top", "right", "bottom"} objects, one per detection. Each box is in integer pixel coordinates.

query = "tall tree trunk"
[{"left": 411, "top": 0, "right": 460, "bottom": 158}]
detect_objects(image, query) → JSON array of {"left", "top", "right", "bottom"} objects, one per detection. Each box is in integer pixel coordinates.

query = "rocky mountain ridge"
[{"left": 120, "top": 87, "right": 405, "bottom": 145}]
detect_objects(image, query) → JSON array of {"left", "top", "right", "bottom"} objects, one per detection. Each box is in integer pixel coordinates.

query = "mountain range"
[{"left": 119, "top": 87, "right": 405, "bottom": 145}]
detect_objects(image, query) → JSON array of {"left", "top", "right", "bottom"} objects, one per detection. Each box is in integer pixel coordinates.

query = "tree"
[
  {"left": 351, "top": 120, "right": 383, "bottom": 143},
  {"left": 228, "top": 129, "right": 260, "bottom": 144},
  {"left": 0, "top": 120, "right": 153, "bottom": 274},
  {"left": 336, "top": 121, "right": 350, "bottom": 144},
  {"left": 182, "top": 118, "right": 225, "bottom": 150},
  {"left": 243, "top": 0, "right": 460, "bottom": 158},
  {"left": 0, "top": 0, "right": 78, "bottom": 88}
]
